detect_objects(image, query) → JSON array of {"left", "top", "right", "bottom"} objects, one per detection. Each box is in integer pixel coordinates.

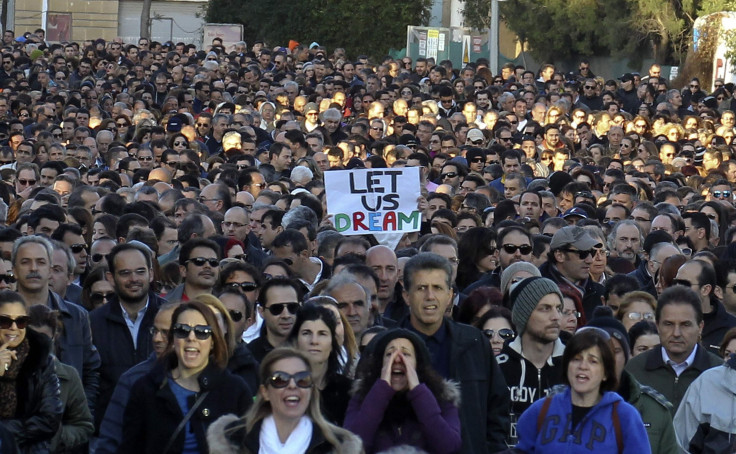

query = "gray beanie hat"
[
  {"left": 500, "top": 262, "right": 542, "bottom": 295},
  {"left": 510, "top": 277, "right": 563, "bottom": 333}
]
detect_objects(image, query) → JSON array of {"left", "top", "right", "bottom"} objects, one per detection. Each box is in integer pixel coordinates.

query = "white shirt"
[{"left": 662, "top": 344, "right": 698, "bottom": 377}]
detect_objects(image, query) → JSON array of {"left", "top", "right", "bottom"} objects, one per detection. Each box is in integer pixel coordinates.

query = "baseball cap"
[{"left": 551, "top": 226, "right": 601, "bottom": 251}]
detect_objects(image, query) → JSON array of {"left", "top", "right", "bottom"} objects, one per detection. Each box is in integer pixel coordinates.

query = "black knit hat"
[
  {"left": 587, "top": 306, "right": 631, "bottom": 361},
  {"left": 368, "top": 329, "right": 431, "bottom": 367}
]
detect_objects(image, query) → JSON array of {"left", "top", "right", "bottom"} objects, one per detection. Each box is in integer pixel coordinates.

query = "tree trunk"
[{"left": 140, "top": 0, "right": 152, "bottom": 39}]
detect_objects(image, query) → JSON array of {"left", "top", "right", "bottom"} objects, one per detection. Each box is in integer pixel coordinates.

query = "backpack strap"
[
  {"left": 612, "top": 400, "right": 623, "bottom": 454},
  {"left": 536, "top": 396, "right": 552, "bottom": 433}
]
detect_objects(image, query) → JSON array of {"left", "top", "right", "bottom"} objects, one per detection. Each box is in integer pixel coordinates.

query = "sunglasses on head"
[
  {"left": 264, "top": 302, "right": 299, "bottom": 316},
  {"left": 227, "top": 282, "right": 258, "bottom": 292},
  {"left": 90, "top": 292, "right": 114, "bottom": 305},
  {"left": 172, "top": 323, "right": 213, "bottom": 340},
  {"left": 0, "top": 315, "right": 29, "bottom": 330},
  {"left": 268, "top": 370, "right": 313, "bottom": 388},
  {"left": 501, "top": 244, "right": 533, "bottom": 255},
  {"left": 483, "top": 328, "right": 515, "bottom": 340},
  {"left": 187, "top": 257, "right": 219, "bottom": 267}
]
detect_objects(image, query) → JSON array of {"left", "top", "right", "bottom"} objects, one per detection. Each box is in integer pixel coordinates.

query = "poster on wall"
[{"left": 47, "top": 13, "right": 72, "bottom": 42}]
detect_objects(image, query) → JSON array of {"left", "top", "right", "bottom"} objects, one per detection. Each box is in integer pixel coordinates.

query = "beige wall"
[{"left": 15, "top": 0, "right": 119, "bottom": 42}]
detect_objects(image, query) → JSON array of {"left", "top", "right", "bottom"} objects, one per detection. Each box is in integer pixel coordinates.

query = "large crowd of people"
[{"left": 0, "top": 25, "right": 736, "bottom": 453}]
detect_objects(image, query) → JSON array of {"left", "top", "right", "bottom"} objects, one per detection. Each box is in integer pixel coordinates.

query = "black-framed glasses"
[
  {"left": 440, "top": 172, "right": 458, "bottom": 179},
  {"left": 559, "top": 248, "right": 594, "bottom": 259},
  {"left": 90, "top": 292, "right": 114, "bottom": 305},
  {"left": 267, "top": 370, "right": 313, "bottom": 388},
  {"left": 186, "top": 257, "right": 219, "bottom": 267},
  {"left": 226, "top": 282, "right": 258, "bottom": 292},
  {"left": 263, "top": 302, "right": 299, "bottom": 316},
  {"left": 172, "top": 323, "right": 213, "bottom": 340},
  {"left": 0, "top": 274, "right": 15, "bottom": 284},
  {"left": 70, "top": 243, "right": 87, "bottom": 253},
  {"left": 501, "top": 244, "right": 533, "bottom": 255},
  {"left": 228, "top": 310, "right": 243, "bottom": 322},
  {"left": 0, "top": 315, "right": 29, "bottom": 329},
  {"left": 483, "top": 328, "right": 515, "bottom": 340}
]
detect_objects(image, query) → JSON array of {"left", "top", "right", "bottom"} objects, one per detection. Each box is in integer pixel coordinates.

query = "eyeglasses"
[
  {"left": 90, "top": 292, "right": 114, "bottom": 305},
  {"left": 501, "top": 244, "right": 533, "bottom": 255},
  {"left": 222, "top": 221, "right": 246, "bottom": 229},
  {"left": 226, "top": 282, "right": 259, "bottom": 292},
  {"left": 70, "top": 243, "right": 87, "bottom": 253},
  {"left": 440, "top": 172, "right": 458, "bottom": 179},
  {"left": 0, "top": 315, "right": 29, "bottom": 329},
  {"left": 172, "top": 323, "right": 214, "bottom": 340},
  {"left": 559, "top": 248, "right": 595, "bottom": 259},
  {"left": 186, "top": 257, "right": 219, "bottom": 267},
  {"left": 91, "top": 253, "right": 108, "bottom": 263},
  {"left": 631, "top": 216, "right": 651, "bottom": 223},
  {"left": 138, "top": 156, "right": 153, "bottom": 161},
  {"left": 149, "top": 326, "right": 169, "bottom": 337},
  {"left": 198, "top": 197, "right": 220, "bottom": 204},
  {"left": 482, "top": 328, "right": 515, "bottom": 340},
  {"left": 173, "top": 141, "right": 187, "bottom": 146},
  {"left": 712, "top": 191, "right": 732, "bottom": 199},
  {"left": 690, "top": 85, "right": 699, "bottom": 88},
  {"left": 263, "top": 302, "right": 300, "bottom": 316},
  {"left": 228, "top": 310, "right": 243, "bottom": 322},
  {"left": 267, "top": 370, "right": 313, "bottom": 388},
  {"left": 0, "top": 274, "right": 15, "bottom": 284},
  {"left": 562, "top": 309, "right": 581, "bottom": 318},
  {"left": 626, "top": 311, "right": 654, "bottom": 321},
  {"left": 583, "top": 86, "right": 596, "bottom": 90},
  {"left": 17, "top": 179, "right": 36, "bottom": 186}
]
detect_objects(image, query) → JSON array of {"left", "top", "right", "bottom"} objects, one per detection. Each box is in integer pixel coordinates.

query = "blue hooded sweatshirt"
[{"left": 515, "top": 387, "right": 651, "bottom": 454}]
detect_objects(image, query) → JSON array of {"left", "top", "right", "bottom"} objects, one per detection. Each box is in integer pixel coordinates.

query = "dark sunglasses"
[
  {"left": 483, "top": 328, "right": 515, "bottom": 340},
  {"left": 501, "top": 244, "right": 533, "bottom": 255},
  {"left": 226, "top": 282, "right": 258, "bottom": 292},
  {"left": 172, "top": 323, "right": 213, "bottom": 340},
  {"left": 441, "top": 172, "right": 458, "bottom": 179},
  {"left": 0, "top": 274, "right": 16, "bottom": 284},
  {"left": 264, "top": 302, "right": 299, "bottom": 316},
  {"left": 268, "top": 370, "right": 313, "bottom": 388},
  {"left": 90, "top": 292, "right": 114, "bottom": 305},
  {"left": 70, "top": 243, "right": 87, "bottom": 253},
  {"left": 0, "top": 315, "right": 29, "bottom": 329},
  {"left": 560, "top": 248, "right": 595, "bottom": 259},
  {"left": 187, "top": 257, "right": 219, "bottom": 267},
  {"left": 713, "top": 191, "right": 732, "bottom": 199},
  {"left": 91, "top": 253, "right": 108, "bottom": 263},
  {"left": 228, "top": 310, "right": 243, "bottom": 322}
]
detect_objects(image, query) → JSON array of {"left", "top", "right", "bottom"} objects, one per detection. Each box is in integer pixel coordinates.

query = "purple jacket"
[{"left": 344, "top": 379, "right": 462, "bottom": 454}]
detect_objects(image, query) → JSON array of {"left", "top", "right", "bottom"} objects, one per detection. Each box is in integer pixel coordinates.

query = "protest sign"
[{"left": 325, "top": 168, "right": 421, "bottom": 235}]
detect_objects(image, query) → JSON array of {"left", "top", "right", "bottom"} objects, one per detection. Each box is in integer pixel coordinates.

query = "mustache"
[{"left": 25, "top": 272, "right": 42, "bottom": 279}]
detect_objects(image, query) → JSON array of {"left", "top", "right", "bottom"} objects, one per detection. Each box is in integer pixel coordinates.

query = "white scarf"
[{"left": 259, "top": 415, "right": 313, "bottom": 454}]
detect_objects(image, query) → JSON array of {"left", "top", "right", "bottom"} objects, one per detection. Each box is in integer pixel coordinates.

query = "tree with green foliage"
[
  {"left": 459, "top": 0, "right": 726, "bottom": 66},
  {"left": 205, "top": 0, "right": 432, "bottom": 59}
]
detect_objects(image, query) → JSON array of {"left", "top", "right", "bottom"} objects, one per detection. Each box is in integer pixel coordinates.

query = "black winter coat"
[
  {"left": 2, "top": 329, "right": 63, "bottom": 453},
  {"left": 118, "top": 360, "right": 253, "bottom": 454}
]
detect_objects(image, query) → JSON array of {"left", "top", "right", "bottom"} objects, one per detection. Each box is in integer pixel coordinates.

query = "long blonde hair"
[{"left": 238, "top": 348, "right": 356, "bottom": 452}]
